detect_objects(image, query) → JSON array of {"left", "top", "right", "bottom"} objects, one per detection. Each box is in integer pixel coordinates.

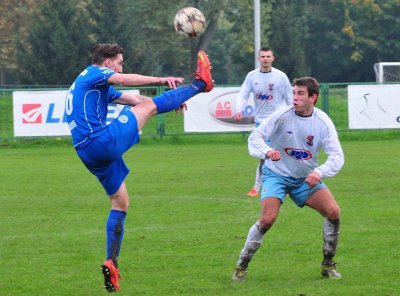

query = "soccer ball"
[{"left": 174, "top": 7, "right": 206, "bottom": 38}]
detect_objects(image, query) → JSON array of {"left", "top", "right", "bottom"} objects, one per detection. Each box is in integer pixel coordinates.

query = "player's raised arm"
[{"left": 108, "top": 73, "right": 184, "bottom": 88}]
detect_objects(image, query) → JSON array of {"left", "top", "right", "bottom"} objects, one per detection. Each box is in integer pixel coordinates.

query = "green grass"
[{"left": 1, "top": 140, "right": 400, "bottom": 295}]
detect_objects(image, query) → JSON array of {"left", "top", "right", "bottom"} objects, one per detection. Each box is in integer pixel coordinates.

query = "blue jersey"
[{"left": 65, "top": 65, "right": 122, "bottom": 148}]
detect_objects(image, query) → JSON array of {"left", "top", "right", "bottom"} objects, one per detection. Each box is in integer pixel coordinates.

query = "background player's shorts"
[
  {"left": 261, "top": 167, "right": 327, "bottom": 207},
  {"left": 76, "top": 109, "right": 139, "bottom": 195}
]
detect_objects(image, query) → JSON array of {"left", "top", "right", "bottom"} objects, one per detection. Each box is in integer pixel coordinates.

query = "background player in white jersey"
[
  {"left": 65, "top": 43, "right": 213, "bottom": 292},
  {"left": 232, "top": 77, "right": 344, "bottom": 281},
  {"left": 234, "top": 47, "right": 293, "bottom": 197}
]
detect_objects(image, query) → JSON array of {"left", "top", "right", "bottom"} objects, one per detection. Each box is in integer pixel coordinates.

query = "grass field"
[{"left": 1, "top": 138, "right": 400, "bottom": 295}]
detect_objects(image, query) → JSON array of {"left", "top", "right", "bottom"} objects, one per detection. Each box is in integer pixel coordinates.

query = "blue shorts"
[
  {"left": 261, "top": 167, "right": 327, "bottom": 207},
  {"left": 76, "top": 109, "right": 140, "bottom": 195}
]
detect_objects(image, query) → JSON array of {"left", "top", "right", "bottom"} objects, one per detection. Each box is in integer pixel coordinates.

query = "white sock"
[
  {"left": 237, "top": 222, "right": 267, "bottom": 268},
  {"left": 323, "top": 217, "right": 340, "bottom": 263}
]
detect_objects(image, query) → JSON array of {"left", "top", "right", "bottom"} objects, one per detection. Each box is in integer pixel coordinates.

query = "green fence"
[{"left": 1, "top": 83, "right": 399, "bottom": 141}]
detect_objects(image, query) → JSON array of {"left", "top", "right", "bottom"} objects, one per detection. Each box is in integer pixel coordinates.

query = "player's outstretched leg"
[
  {"left": 101, "top": 259, "right": 120, "bottom": 292},
  {"left": 152, "top": 51, "right": 214, "bottom": 114}
]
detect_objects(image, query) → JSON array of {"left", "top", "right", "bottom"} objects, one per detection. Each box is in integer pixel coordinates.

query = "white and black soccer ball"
[{"left": 174, "top": 7, "right": 206, "bottom": 38}]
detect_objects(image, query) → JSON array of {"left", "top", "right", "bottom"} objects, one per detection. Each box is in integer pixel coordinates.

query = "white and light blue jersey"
[
  {"left": 248, "top": 105, "right": 344, "bottom": 179},
  {"left": 236, "top": 67, "right": 293, "bottom": 124},
  {"left": 65, "top": 65, "right": 122, "bottom": 148}
]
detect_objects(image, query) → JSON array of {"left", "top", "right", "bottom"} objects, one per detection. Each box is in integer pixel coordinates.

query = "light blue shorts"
[
  {"left": 261, "top": 167, "right": 327, "bottom": 207},
  {"left": 76, "top": 109, "right": 140, "bottom": 195}
]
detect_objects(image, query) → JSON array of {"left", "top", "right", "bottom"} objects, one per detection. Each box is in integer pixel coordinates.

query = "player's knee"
[
  {"left": 146, "top": 99, "right": 158, "bottom": 113},
  {"left": 112, "top": 201, "right": 129, "bottom": 212},
  {"left": 110, "top": 194, "right": 129, "bottom": 212},
  {"left": 258, "top": 216, "right": 276, "bottom": 231},
  {"left": 325, "top": 204, "right": 340, "bottom": 220},
  {"left": 120, "top": 199, "right": 129, "bottom": 211},
  {"left": 122, "top": 201, "right": 129, "bottom": 212},
  {"left": 135, "top": 100, "right": 157, "bottom": 114}
]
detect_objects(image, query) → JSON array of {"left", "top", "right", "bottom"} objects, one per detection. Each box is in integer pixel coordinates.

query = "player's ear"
[
  {"left": 105, "top": 58, "right": 111, "bottom": 67},
  {"left": 312, "top": 93, "right": 319, "bottom": 105}
]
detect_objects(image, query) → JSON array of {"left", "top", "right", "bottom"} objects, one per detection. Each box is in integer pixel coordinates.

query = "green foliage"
[
  {"left": 306, "top": 0, "right": 356, "bottom": 82},
  {"left": 5, "top": 0, "right": 400, "bottom": 85},
  {"left": 376, "top": 1, "right": 400, "bottom": 61},
  {"left": 11, "top": 0, "right": 271, "bottom": 84},
  {"left": 343, "top": 0, "right": 400, "bottom": 64},
  {"left": 87, "top": 0, "right": 190, "bottom": 76},
  {"left": 16, "top": 0, "right": 92, "bottom": 85},
  {"left": 269, "top": 0, "right": 309, "bottom": 80},
  {"left": 209, "top": 0, "right": 273, "bottom": 84},
  {"left": 1, "top": 140, "right": 400, "bottom": 295}
]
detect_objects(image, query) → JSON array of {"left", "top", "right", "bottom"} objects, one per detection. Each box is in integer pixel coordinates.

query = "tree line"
[{"left": 0, "top": 0, "right": 399, "bottom": 86}]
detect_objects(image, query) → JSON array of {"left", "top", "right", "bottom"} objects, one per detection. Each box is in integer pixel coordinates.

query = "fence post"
[
  {"left": 157, "top": 114, "right": 165, "bottom": 138},
  {"left": 156, "top": 86, "right": 166, "bottom": 138},
  {"left": 321, "top": 83, "right": 330, "bottom": 115}
]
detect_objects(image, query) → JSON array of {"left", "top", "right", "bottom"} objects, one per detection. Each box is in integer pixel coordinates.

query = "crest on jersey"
[
  {"left": 306, "top": 135, "right": 314, "bottom": 146},
  {"left": 118, "top": 115, "right": 128, "bottom": 123},
  {"left": 269, "top": 84, "right": 274, "bottom": 91}
]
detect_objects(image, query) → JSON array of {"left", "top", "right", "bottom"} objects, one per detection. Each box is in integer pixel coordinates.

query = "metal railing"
[{"left": 1, "top": 83, "right": 399, "bottom": 141}]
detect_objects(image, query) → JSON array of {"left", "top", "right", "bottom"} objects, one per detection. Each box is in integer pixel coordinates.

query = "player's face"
[
  {"left": 106, "top": 54, "right": 123, "bottom": 73},
  {"left": 293, "top": 85, "right": 317, "bottom": 116},
  {"left": 258, "top": 50, "right": 275, "bottom": 71}
]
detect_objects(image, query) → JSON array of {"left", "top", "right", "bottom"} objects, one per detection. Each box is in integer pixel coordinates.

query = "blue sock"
[
  {"left": 152, "top": 80, "right": 205, "bottom": 114},
  {"left": 106, "top": 209, "right": 127, "bottom": 265}
]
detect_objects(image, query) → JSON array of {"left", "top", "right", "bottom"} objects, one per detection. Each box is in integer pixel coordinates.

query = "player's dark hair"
[
  {"left": 293, "top": 77, "right": 319, "bottom": 97},
  {"left": 92, "top": 44, "right": 123, "bottom": 65},
  {"left": 259, "top": 47, "right": 274, "bottom": 55}
]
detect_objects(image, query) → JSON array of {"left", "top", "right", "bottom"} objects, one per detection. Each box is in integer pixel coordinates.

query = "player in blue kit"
[{"left": 65, "top": 43, "right": 214, "bottom": 292}]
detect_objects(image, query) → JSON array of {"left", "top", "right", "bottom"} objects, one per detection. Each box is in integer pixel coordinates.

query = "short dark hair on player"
[
  {"left": 92, "top": 44, "right": 123, "bottom": 65},
  {"left": 293, "top": 77, "right": 319, "bottom": 97},
  {"left": 259, "top": 47, "right": 274, "bottom": 54},
  {"left": 260, "top": 46, "right": 272, "bottom": 52}
]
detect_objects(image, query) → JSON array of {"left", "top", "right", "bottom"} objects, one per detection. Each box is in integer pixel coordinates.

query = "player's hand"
[
  {"left": 234, "top": 112, "right": 242, "bottom": 122},
  {"left": 305, "top": 171, "right": 321, "bottom": 188},
  {"left": 175, "top": 103, "right": 187, "bottom": 114},
  {"left": 266, "top": 150, "right": 281, "bottom": 161},
  {"left": 161, "top": 77, "right": 184, "bottom": 89}
]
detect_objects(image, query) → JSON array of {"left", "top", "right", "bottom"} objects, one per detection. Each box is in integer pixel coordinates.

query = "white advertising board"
[
  {"left": 184, "top": 87, "right": 256, "bottom": 132},
  {"left": 348, "top": 84, "right": 400, "bottom": 129},
  {"left": 13, "top": 89, "right": 139, "bottom": 137}
]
